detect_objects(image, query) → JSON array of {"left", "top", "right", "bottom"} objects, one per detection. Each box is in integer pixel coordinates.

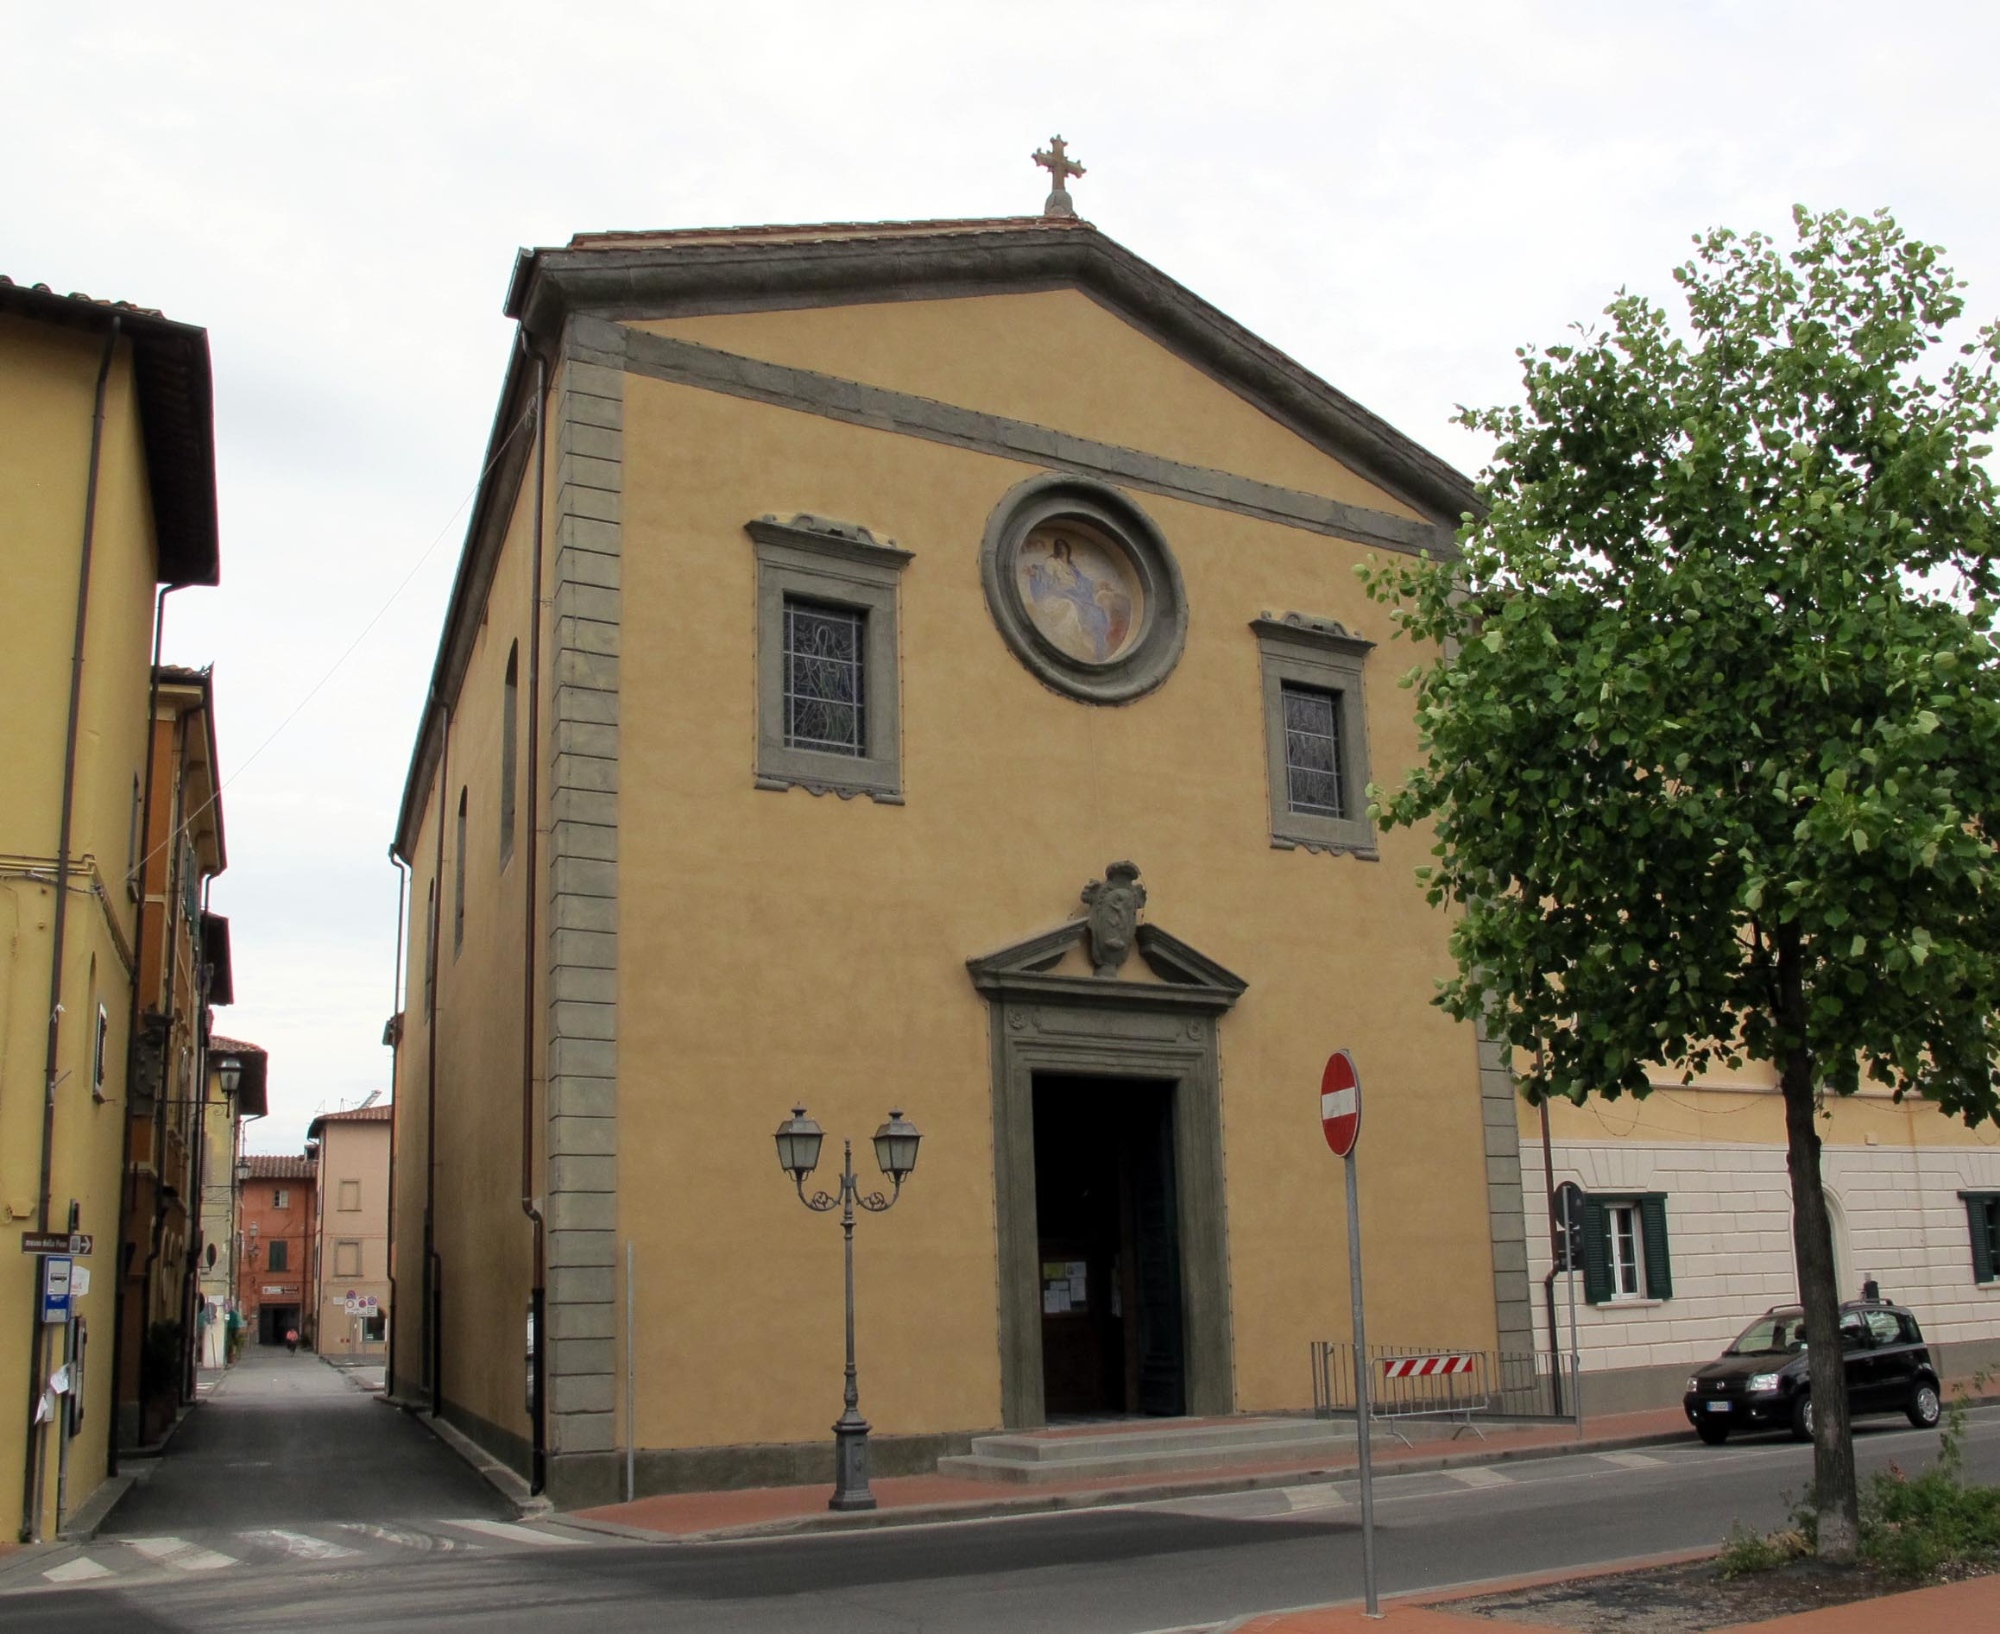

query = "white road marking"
[
  {"left": 1599, "top": 1451, "right": 1666, "bottom": 1470},
  {"left": 1279, "top": 1484, "right": 1347, "bottom": 1513},
  {"left": 240, "top": 1528, "right": 362, "bottom": 1560},
  {"left": 335, "top": 1521, "right": 465, "bottom": 1551},
  {"left": 41, "top": 1557, "right": 112, "bottom": 1583},
  {"left": 441, "top": 1518, "right": 586, "bottom": 1547},
  {"left": 1443, "top": 1466, "right": 1513, "bottom": 1488},
  {"left": 125, "top": 1536, "right": 239, "bottom": 1572}
]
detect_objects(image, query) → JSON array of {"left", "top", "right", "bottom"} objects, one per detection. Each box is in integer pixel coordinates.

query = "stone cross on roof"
[{"left": 1033, "top": 135, "right": 1085, "bottom": 219}]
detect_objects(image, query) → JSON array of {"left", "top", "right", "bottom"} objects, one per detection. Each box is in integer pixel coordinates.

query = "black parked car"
[{"left": 1683, "top": 1301, "right": 1942, "bottom": 1445}]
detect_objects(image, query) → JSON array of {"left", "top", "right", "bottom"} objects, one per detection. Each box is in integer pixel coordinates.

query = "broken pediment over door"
[{"left": 965, "top": 861, "right": 1247, "bottom": 1019}]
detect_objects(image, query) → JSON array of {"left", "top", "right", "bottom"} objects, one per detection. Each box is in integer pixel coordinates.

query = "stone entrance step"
[{"left": 937, "top": 1415, "right": 1357, "bottom": 1484}]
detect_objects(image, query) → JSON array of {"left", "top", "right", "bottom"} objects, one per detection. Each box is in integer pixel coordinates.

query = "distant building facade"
[
  {"left": 1, "top": 275, "right": 220, "bottom": 1540},
  {"left": 196, "top": 1040, "right": 267, "bottom": 1367},
  {"left": 236, "top": 1157, "right": 314, "bottom": 1347},
  {"left": 307, "top": 1104, "right": 391, "bottom": 1358},
  {"left": 117, "top": 664, "right": 232, "bottom": 1448},
  {"left": 1523, "top": 1066, "right": 2000, "bottom": 1411}
]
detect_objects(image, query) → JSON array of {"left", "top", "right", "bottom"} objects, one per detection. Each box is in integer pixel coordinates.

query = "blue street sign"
[{"left": 40, "top": 1255, "right": 73, "bottom": 1325}]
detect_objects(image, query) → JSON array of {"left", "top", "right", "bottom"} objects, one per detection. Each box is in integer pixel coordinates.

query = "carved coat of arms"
[{"left": 1080, "top": 861, "right": 1146, "bottom": 977}]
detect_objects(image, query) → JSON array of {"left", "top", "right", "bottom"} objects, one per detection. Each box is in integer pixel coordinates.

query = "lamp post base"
[{"left": 829, "top": 1413, "right": 876, "bottom": 1511}]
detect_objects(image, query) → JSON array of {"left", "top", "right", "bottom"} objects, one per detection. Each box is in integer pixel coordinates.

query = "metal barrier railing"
[{"left": 1311, "top": 1343, "right": 1580, "bottom": 1442}]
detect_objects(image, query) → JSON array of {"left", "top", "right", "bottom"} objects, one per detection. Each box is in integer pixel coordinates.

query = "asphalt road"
[
  {"left": 104, "top": 1346, "right": 515, "bottom": 1532},
  {"left": 8, "top": 1372, "right": 1999, "bottom": 1634}
]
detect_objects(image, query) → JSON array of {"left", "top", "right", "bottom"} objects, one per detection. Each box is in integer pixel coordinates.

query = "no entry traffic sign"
[
  {"left": 1320, "top": 1050, "right": 1361, "bottom": 1158},
  {"left": 1319, "top": 1044, "right": 1376, "bottom": 1612}
]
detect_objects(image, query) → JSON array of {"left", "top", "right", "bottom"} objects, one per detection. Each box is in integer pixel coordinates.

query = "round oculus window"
[{"left": 981, "top": 476, "right": 1187, "bottom": 704}]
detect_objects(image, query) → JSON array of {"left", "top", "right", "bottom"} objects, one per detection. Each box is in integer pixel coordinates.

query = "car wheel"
[
  {"left": 1790, "top": 1393, "right": 1813, "bottom": 1442},
  {"left": 1908, "top": 1382, "right": 1942, "bottom": 1429},
  {"left": 1695, "top": 1420, "right": 1730, "bottom": 1445}
]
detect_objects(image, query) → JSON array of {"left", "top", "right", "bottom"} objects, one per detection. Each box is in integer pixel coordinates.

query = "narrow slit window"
[
  {"left": 500, "top": 642, "right": 519, "bottom": 866},
  {"left": 453, "top": 788, "right": 468, "bottom": 956},
  {"left": 1282, "top": 683, "right": 1344, "bottom": 819},
  {"left": 783, "top": 599, "right": 866, "bottom": 757}
]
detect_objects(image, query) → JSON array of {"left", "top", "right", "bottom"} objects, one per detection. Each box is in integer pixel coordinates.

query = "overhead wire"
[{"left": 133, "top": 405, "right": 534, "bottom": 882}]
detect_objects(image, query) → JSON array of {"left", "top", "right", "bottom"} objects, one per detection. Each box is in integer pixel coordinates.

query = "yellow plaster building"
[
  {"left": 0, "top": 277, "right": 219, "bottom": 1540},
  {"left": 388, "top": 211, "right": 1533, "bottom": 1506}
]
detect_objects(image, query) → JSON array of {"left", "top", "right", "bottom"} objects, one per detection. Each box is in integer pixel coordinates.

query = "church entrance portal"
[{"left": 1032, "top": 1077, "right": 1185, "bottom": 1418}]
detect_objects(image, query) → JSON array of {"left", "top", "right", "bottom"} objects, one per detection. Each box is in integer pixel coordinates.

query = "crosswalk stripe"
[
  {"left": 240, "top": 1528, "right": 362, "bottom": 1560},
  {"left": 42, "top": 1557, "right": 112, "bottom": 1583},
  {"left": 1444, "top": 1466, "right": 1513, "bottom": 1488},
  {"left": 1279, "top": 1484, "right": 1347, "bottom": 1512},
  {"left": 126, "top": 1536, "right": 239, "bottom": 1572},
  {"left": 1600, "top": 1450, "right": 1666, "bottom": 1470},
  {"left": 335, "top": 1521, "right": 465, "bottom": 1551},
  {"left": 441, "top": 1518, "right": 586, "bottom": 1547}
]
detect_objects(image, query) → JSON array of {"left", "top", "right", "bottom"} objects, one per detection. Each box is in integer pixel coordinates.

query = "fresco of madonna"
[{"left": 1016, "top": 520, "right": 1144, "bottom": 665}]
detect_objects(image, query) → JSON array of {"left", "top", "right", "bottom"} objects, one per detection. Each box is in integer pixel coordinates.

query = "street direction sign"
[
  {"left": 1320, "top": 1050, "right": 1361, "bottom": 1158},
  {"left": 22, "top": 1232, "right": 94, "bottom": 1255}
]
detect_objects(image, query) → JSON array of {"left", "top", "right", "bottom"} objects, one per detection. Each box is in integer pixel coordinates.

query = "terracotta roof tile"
[
  {"left": 312, "top": 1104, "right": 392, "bottom": 1124},
  {"left": 566, "top": 215, "right": 1089, "bottom": 252},
  {"left": 242, "top": 1154, "right": 314, "bottom": 1180},
  {"left": 0, "top": 273, "right": 165, "bottom": 318}
]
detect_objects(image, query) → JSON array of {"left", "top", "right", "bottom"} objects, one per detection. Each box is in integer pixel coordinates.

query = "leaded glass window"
[
  {"left": 1282, "top": 683, "right": 1344, "bottom": 818},
  {"left": 783, "top": 598, "right": 866, "bottom": 756}
]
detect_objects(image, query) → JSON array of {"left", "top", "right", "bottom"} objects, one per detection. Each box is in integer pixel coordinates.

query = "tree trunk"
[{"left": 1777, "top": 929, "right": 1859, "bottom": 1561}]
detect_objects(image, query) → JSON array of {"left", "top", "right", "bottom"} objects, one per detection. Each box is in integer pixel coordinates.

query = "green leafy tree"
[{"left": 1362, "top": 207, "right": 2000, "bottom": 1559}]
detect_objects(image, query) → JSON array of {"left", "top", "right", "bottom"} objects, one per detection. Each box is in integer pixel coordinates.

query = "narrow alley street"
[{"left": 0, "top": 1346, "right": 594, "bottom": 1609}]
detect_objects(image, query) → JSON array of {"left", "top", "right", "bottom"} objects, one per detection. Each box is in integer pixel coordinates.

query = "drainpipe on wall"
[
  {"left": 520, "top": 341, "right": 549, "bottom": 1496},
  {"left": 109, "top": 584, "right": 172, "bottom": 1481},
  {"left": 19, "top": 317, "right": 120, "bottom": 1543},
  {"left": 386, "top": 850, "right": 407, "bottom": 1394},
  {"left": 1540, "top": 1095, "right": 1563, "bottom": 1418},
  {"left": 425, "top": 704, "right": 450, "bottom": 1419}
]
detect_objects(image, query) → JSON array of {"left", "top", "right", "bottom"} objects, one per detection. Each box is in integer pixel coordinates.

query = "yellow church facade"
[{"left": 388, "top": 213, "right": 1533, "bottom": 1505}]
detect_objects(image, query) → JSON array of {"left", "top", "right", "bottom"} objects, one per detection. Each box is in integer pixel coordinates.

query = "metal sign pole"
[
  {"left": 1345, "top": 1150, "right": 1378, "bottom": 1618},
  {"left": 1568, "top": 1240, "right": 1584, "bottom": 1440}
]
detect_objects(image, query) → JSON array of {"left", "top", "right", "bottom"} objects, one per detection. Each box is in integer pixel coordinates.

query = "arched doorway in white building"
[{"left": 1823, "top": 1190, "right": 1857, "bottom": 1302}]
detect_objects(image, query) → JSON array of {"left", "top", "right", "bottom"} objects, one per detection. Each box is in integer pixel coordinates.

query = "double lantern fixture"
[{"left": 773, "top": 1105, "right": 922, "bottom": 1512}]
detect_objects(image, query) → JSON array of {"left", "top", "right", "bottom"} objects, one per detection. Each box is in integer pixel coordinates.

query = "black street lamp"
[
  {"left": 216, "top": 1056, "right": 242, "bottom": 1096},
  {"left": 774, "top": 1105, "right": 921, "bottom": 1511}
]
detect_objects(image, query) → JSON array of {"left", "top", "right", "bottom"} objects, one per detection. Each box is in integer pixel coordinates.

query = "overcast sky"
[{"left": 7, "top": 2, "right": 1997, "bottom": 1153}]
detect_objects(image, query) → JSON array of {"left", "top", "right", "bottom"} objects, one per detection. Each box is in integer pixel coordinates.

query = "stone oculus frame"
[
  {"left": 968, "top": 908, "right": 1246, "bottom": 1428},
  {"left": 1253, "top": 612, "right": 1377, "bottom": 858},
  {"left": 748, "top": 513, "right": 913, "bottom": 802},
  {"left": 981, "top": 474, "right": 1189, "bottom": 704}
]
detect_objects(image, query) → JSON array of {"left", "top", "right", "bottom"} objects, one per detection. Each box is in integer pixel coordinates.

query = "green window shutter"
[
  {"left": 1581, "top": 1195, "right": 1611, "bottom": 1305},
  {"left": 1639, "top": 1194, "right": 1674, "bottom": 1300},
  {"left": 1967, "top": 1195, "right": 1996, "bottom": 1285}
]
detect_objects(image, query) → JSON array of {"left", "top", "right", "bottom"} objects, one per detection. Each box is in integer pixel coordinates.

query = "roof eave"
[{"left": 0, "top": 282, "right": 221, "bottom": 587}]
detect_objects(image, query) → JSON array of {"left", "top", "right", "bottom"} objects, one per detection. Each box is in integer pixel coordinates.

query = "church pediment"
[
  {"left": 966, "top": 863, "right": 1246, "bottom": 1014},
  {"left": 505, "top": 219, "right": 1474, "bottom": 531}
]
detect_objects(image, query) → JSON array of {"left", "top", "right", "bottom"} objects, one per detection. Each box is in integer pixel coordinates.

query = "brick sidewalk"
[
  {"left": 1238, "top": 1570, "right": 2000, "bottom": 1632},
  {"left": 574, "top": 1405, "right": 1692, "bottom": 1538}
]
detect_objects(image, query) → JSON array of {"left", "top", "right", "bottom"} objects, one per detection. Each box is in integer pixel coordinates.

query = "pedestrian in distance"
[{"left": 286, "top": 1327, "right": 299, "bottom": 1355}]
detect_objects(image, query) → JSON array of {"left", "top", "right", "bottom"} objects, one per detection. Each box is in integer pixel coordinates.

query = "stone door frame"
[{"left": 969, "top": 921, "right": 1245, "bottom": 1429}]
